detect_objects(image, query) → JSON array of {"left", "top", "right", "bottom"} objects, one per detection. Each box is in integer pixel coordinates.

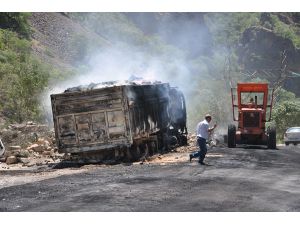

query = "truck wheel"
[
  {"left": 228, "top": 124, "right": 236, "bottom": 148},
  {"left": 267, "top": 127, "right": 276, "bottom": 149}
]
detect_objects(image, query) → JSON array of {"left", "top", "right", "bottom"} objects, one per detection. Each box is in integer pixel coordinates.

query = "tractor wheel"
[
  {"left": 228, "top": 124, "right": 236, "bottom": 148},
  {"left": 267, "top": 127, "right": 276, "bottom": 149}
]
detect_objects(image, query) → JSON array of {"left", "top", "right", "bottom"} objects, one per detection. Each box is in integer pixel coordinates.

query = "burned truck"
[{"left": 50, "top": 81, "right": 187, "bottom": 161}]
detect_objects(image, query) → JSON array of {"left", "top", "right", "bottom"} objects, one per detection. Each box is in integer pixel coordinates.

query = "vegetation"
[
  {"left": 272, "top": 89, "right": 300, "bottom": 141},
  {"left": 0, "top": 29, "right": 50, "bottom": 122},
  {"left": 0, "top": 13, "right": 31, "bottom": 39},
  {"left": 204, "top": 13, "right": 261, "bottom": 48},
  {"left": 268, "top": 14, "right": 300, "bottom": 48}
]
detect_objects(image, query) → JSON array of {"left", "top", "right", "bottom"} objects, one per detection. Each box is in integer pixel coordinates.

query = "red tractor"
[{"left": 228, "top": 83, "right": 276, "bottom": 149}]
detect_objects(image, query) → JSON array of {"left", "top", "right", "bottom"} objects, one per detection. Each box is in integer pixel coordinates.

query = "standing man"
[{"left": 189, "top": 114, "right": 217, "bottom": 165}]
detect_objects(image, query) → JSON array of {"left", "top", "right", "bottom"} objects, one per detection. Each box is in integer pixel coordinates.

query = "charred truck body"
[{"left": 51, "top": 82, "right": 187, "bottom": 161}]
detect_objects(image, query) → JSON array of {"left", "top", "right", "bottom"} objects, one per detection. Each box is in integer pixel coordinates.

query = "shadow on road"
[{"left": 238, "top": 145, "right": 277, "bottom": 150}]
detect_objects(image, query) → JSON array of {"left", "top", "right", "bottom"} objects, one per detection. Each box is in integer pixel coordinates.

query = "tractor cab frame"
[{"left": 228, "top": 83, "right": 276, "bottom": 149}]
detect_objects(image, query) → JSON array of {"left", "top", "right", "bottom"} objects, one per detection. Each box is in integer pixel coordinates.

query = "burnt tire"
[
  {"left": 267, "top": 127, "right": 276, "bottom": 149},
  {"left": 228, "top": 124, "right": 236, "bottom": 148}
]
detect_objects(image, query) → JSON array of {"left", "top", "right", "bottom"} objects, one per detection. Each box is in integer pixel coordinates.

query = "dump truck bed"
[{"left": 51, "top": 83, "right": 171, "bottom": 154}]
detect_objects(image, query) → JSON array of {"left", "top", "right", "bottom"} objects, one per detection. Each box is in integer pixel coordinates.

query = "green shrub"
[
  {"left": 0, "top": 29, "right": 50, "bottom": 123},
  {"left": 0, "top": 13, "right": 31, "bottom": 39},
  {"left": 272, "top": 89, "right": 300, "bottom": 141},
  {"left": 269, "top": 14, "right": 300, "bottom": 48}
]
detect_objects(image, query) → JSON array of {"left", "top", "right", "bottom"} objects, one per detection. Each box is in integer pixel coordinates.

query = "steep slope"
[{"left": 29, "top": 12, "right": 110, "bottom": 70}]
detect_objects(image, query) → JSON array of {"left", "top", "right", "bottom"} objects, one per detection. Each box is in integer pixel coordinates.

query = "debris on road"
[{"left": 0, "top": 122, "right": 64, "bottom": 170}]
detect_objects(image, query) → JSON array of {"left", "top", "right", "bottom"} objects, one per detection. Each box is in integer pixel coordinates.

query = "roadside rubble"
[
  {"left": 0, "top": 121, "right": 64, "bottom": 170},
  {"left": 0, "top": 122, "right": 227, "bottom": 169}
]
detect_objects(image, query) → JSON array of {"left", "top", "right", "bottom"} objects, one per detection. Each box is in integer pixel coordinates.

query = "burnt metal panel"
[
  {"left": 50, "top": 82, "right": 186, "bottom": 154},
  {"left": 125, "top": 83, "right": 170, "bottom": 138},
  {"left": 51, "top": 86, "right": 131, "bottom": 153}
]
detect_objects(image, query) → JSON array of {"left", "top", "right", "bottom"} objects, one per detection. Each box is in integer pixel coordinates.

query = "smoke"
[
  {"left": 40, "top": 43, "right": 195, "bottom": 124},
  {"left": 41, "top": 13, "right": 235, "bottom": 135}
]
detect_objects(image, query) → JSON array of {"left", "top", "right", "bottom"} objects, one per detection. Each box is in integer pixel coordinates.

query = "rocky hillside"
[
  {"left": 28, "top": 12, "right": 300, "bottom": 95},
  {"left": 29, "top": 12, "right": 109, "bottom": 70},
  {"left": 239, "top": 26, "right": 300, "bottom": 95},
  {"left": 1, "top": 12, "right": 300, "bottom": 130}
]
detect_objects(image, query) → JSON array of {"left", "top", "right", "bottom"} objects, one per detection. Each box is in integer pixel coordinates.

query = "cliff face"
[{"left": 238, "top": 26, "right": 300, "bottom": 95}]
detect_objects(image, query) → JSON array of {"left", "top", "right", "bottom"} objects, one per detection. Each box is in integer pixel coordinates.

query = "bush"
[
  {"left": 272, "top": 89, "right": 300, "bottom": 141},
  {"left": 0, "top": 13, "right": 31, "bottom": 39},
  {"left": 269, "top": 14, "right": 300, "bottom": 48},
  {"left": 0, "top": 29, "right": 50, "bottom": 123}
]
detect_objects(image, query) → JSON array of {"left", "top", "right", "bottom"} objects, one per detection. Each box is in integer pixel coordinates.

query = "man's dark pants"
[{"left": 190, "top": 137, "right": 207, "bottom": 163}]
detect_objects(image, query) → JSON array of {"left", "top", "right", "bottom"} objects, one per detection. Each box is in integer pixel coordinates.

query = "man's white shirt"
[{"left": 196, "top": 119, "right": 209, "bottom": 140}]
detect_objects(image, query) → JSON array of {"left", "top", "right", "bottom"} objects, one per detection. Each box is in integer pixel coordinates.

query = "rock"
[
  {"left": 0, "top": 157, "right": 6, "bottom": 163},
  {"left": 27, "top": 162, "right": 35, "bottom": 167},
  {"left": 37, "top": 138, "right": 45, "bottom": 144},
  {"left": 27, "top": 143, "right": 44, "bottom": 152},
  {"left": 6, "top": 156, "right": 18, "bottom": 164},
  {"left": 9, "top": 146, "right": 21, "bottom": 150},
  {"left": 42, "top": 151, "right": 51, "bottom": 156},
  {"left": 4, "top": 149, "right": 22, "bottom": 157},
  {"left": 3, "top": 151, "right": 12, "bottom": 157},
  {"left": 27, "top": 143, "right": 38, "bottom": 150},
  {"left": 49, "top": 149, "right": 54, "bottom": 155},
  {"left": 36, "top": 162, "right": 43, "bottom": 166},
  {"left": 26, "top": 121, "right": 36, "bottom": 125},
  {"left": 44, "top": 140, "right": 50, "bottom": 147},
  {"left": 17, "top": 150, "right": 30, "bottom": 158},
  {"left": 18, "top": 157, "right": 30, "bottom": 164}
]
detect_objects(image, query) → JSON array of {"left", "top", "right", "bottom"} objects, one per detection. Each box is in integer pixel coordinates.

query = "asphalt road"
[{"left": 0, "top": 145, "right": 300, "bottom": 212}]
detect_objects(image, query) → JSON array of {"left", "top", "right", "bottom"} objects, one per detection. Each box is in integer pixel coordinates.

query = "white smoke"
[
  {"left": 40, "top": 13, "right": 234, "bottom": 134},
  {"left": 40, "top": 42, "right": 194, "bottom": 124}
]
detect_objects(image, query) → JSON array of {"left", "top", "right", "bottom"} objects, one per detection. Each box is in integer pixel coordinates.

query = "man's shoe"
[
  {"left": 189, "top": 154, "right": 192, "bottom": 162},
  {"left": 198, "top": 161, "right": 206, "bottom": 165}
]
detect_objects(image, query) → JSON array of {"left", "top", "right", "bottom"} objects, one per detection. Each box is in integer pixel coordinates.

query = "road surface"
[{"left": 0, "top": 145, "right": 300, "bottom": 211}]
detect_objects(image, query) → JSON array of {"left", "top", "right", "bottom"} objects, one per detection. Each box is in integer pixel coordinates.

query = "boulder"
[
  {"left": 18, "top": 157, "right": 30, "bottom": 164},
  {"left": 6, "top": 156, "right": 18, "bottom": 164},
  {"left": 17, "top": 150, "right": 30, "bottom": 158}
]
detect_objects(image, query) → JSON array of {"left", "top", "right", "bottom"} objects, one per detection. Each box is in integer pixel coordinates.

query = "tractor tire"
[
  {"left": 228, "top": 124, "right": 236, "bottom": 148},
  {"left": 267, "top": 127, "right": 276, "bottom": 149}
]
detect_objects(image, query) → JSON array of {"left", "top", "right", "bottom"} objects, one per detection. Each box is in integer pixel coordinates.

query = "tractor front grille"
[{"left": 243, "top": 112, "right": 260, "bottom": 128}]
